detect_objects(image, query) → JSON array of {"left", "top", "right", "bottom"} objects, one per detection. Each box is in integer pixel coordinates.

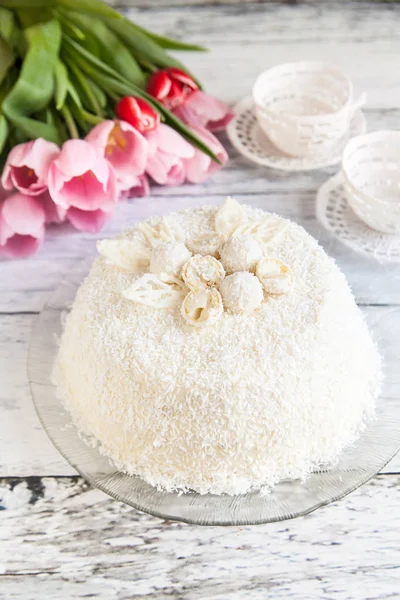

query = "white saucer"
[
  {"left": 227, "top": 97, "right": 366, "bottom": 172},
  {"left": 316, "top": 173, "right": 400, "bottom": 263}
]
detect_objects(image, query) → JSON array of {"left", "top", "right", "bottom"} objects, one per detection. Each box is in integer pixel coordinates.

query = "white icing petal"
[
  {"left": 235, "top": 219, "right": 289, "bottom": 246},
  {"left": 181, "top": 254, "right": 225, "bottom": 291},
  {"left": 220, "top": 234, "right": 263, "bottom": 273},
  {"left": 256, "top": 258, "right": 293, "bottom": 295},
  {"left": 97, "top": 239, "right": 151, "bottom": 272},
  {"left": 220, "top": 272, "right": 264, "bottom": 314},
  {"left": 214, "top": 196, "right": 248, "bottom": 236},
  {"left": 181, "top": 288, "right": 223, "bottom": 327},
  {"left": 149, "top": 241, "right": 191, "bottom": 276},
  {"left": 139, "top": 217, "right": 185, "bottom": 248},
  {"left": 123, "top": 273, "right": 187, "bottom": 309},
  {"left": 186, "top": 232, "right": 226, "bottom": 258}
]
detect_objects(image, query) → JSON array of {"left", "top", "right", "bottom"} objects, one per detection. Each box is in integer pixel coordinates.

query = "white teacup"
[
  {"left": 253, "top": 61, "right": 365, "bottom": 158},
  {"left": 342, "top": 131, "right": 400, "bottom": 234}
]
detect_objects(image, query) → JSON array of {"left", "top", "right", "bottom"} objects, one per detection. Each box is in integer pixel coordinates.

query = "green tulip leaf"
[
  {"left": 0, "top": 35, "right": 15, "bottom": 86},
  {"left": 54, "top": 58, "right": 68, "bottom": 109},
  {"left": 0, "top": 114, "right": 9, "bottom": 155},
  {"left": 133, "top": 25, "right": 207, "bottom": 52},
  {"left": 105, "top": 17, "right": 202, "bottom": 88},
  {"left": 57, "top": 0, "right": 122, "bottom": 20},
  {"left": 62, "top": 10, "right": 144, "bottom": 86},
  {"left": 2, "top": 18, "right": 61, "bottom": 143}
]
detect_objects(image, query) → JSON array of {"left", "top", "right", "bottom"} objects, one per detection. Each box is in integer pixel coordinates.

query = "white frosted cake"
[{"left": 54, "top": 198, "right": 381, "bottom": 495}]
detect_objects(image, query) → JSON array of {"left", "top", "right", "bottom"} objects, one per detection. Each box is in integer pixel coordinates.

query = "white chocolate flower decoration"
[
  {"left": 97, "top": 239, "right": 151, "bottom": 272},
  {"left": 149, "top": 241, "right": 191, "bottom": 277},
  {"left": 234, "top": 219, "right": 289, "bottom": 247},
  {"left": 186, "top": 232, "right": 226, "bottom": 258},
  {"left": 220, "top": 272, "right": 263, "bottom": 314},
  {"left": 181, "top": 254, "right": 225, "bottom": 291},
  {"left": 139, "top": 216, "right": 184, "bottom": 248},
  {"left": 215, "top": 196, "right": 248, "bottom": 237},
  {"left": 123, "top": 273, "right": 187, "bottom": 309},
  {"left": 181, "top": 288, "right": 223, "bottom": 327},
  {"left": 220, "top": 234, "right": 263, "bottom": 274},
  {"left": 256, "top": 258, "right": 293, "bottom": 295}
]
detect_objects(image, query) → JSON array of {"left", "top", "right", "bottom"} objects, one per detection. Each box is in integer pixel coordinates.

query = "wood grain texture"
[
  {"left": 1, "top": 475, "right": 400, "bottom": 599},
  {"left": 1, "top": 4, "right": 400, "bottom": 596}
]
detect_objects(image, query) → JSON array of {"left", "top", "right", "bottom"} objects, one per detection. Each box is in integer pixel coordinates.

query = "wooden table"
[{"left": 1, "top": 2, "right": 400, "bottom": 598}]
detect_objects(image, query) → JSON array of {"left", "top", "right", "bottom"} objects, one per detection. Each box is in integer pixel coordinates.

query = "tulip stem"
[{"left": 60, "top": 104, "right": 79, "bottom": 139}]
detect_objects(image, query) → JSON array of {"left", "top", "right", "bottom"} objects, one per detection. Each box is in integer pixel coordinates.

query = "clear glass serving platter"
[{"left": 28, "top": 257, "right": 400, "bottom": 526}]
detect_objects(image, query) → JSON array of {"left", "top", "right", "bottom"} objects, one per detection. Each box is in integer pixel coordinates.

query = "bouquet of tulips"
[{"left": 0, "top": 0, "right": 233, "bottom": 258}]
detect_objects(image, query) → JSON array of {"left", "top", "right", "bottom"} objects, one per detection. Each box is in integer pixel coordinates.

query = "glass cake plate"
[{"left": 28, "top": 257, "right": 400, "bottom": 526}]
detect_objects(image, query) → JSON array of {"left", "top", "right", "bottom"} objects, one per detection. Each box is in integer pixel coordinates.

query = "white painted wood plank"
[
  {"left": 2, "top": 185, "right": 400, "bottom": 312},
  {"left": 124, "top": 2, "right": 400, "bottom": 46},
  {"left": 119, "top": 3, "right": 400, "bottom": 109},
  {"left": 1, "top": 475, "right": 399, "bottom": 599},
  {"left": 1, "top": 309, "right": 399, "bottom": 477}
]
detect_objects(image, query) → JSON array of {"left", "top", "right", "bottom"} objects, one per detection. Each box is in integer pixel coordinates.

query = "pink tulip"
[
  {"left": 47, "top": 139, "right": 117, "bottom": 232},
  {"left": 1, "top": 139, "right": 59, "bottom": 196},
  {"left": 118, "top": 174, "right": 150, "bottom": 200},
  {"left": 184, "top": 126, "right": 228, "bottom": 184},
  {"left": 86, "top": 120, "right": 148, "bottom": 190},
  {"left": 66, "top": 207, "right": 111, "bottom": 233},
  {"left": 173, "top": 90, "right": 234, "bottom": 132},
  {"left": 39, "top": 190, "right": 67, "bottom": 224},
  {"left": 0, "top": 193, "right": 45, "bottom": 258},
  {"left": 145, "top": 124, "right": 195, "bottom": 186}
]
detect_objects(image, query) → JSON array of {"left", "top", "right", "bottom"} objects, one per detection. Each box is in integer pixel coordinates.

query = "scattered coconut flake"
[
  {"left": 149, "top": 241, "right": 191, "bottom": 277},
  {"left": 186, "top": 232, "right": 226, "bottom": 258},
  {"left": 220, "top": 271, "right": 264, "bottom": 314},
  {"left": 220, "top": 234, "right": 263, "bottom": 273}
]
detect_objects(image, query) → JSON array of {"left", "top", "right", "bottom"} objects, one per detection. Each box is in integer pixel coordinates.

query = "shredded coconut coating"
[
  {"left": 220, "top": 272, "right": 264, "bottom": 314},
  {"left": 149, "top": 241, "right": 191, "bottom": 276},
  {"left": 220, "top": 235, "right": 263, "bottom": 273},
  {"left": 54, "top": 204, "right": 382, "bottom": 495}
]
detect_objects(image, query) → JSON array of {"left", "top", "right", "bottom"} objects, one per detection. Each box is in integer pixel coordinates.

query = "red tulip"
[
  {"left": 147, "top": 68, "right": 198, "bottom": 109},
  {"left": 115, "top": 97, "right": 160, "bottom": 133}
]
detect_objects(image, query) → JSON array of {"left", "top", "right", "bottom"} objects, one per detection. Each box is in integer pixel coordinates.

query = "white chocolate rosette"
[
  {"left": 256, "top": 257, "right": 293, "bottom": 295},
  {"left": 181, "top": 288, "right": 223, "bottom": 327},
  {"left": 181, "top": 254, "right": 225, "bottom": 291}
]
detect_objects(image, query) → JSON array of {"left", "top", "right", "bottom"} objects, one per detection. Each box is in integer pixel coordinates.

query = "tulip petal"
[
  {"left": 147, "top": 151, "right": 185, "bottom": 186},
  {"left": 85, "top": 120, "right": 115, "bottom": 149},
  {"left": 174, "top": 90, "right": 234, "bottom": 132},
  {"left": 184, "top": 126, "right": 228, "bottom": 184},
  {"left": 67, "top": 207, "right": 111, "bottom": 233},
  {"left": 147, "top": 124, "right": 195, "bottom": 159},
  {"left": 53, "top": 139, "right": 98, "bottom": 178},
  {"left": 147, "top": 71, "right": 171, "bottom": 101},
  {"left": 39, "top": 190, "right": 67, "bottom": 224},
  {"left": 118, "top": 174, "right": 150, "bottom": 199},
  {"left": 1, "top": 233, "right": 43, "bottom": 259},
  {"left": 2, "top": 193, "right": 46, "bottom": 236},
  {"left": 1, "top": 138, "right": 59, "bottom": 195}
]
